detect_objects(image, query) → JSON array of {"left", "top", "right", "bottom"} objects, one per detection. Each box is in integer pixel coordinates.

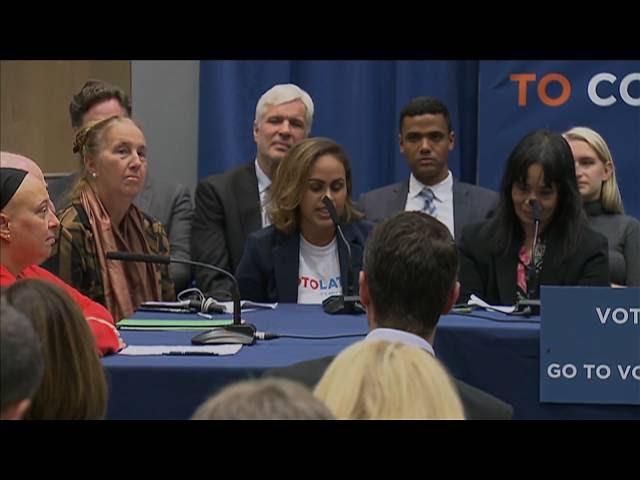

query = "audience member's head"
[
  {"left": 2, "top": 279, "right": 108, "bottom": 419},
  {"left": 253, "top": 83, "right": 314, "bottom": 178},
  {"left": 563, "top": 126, "right": 623, "bottom": 214},
  {"left": 360, "top": 211, "right": 459, "bottom": 343},
  {"left": 69, "top": 79, "right": 131, "bottom": 130},
  {"left": 268, "top": 137, "right": 362, "bottom": 236},
  {"left": 0, "top": 300, "right": 44, "bottom": 420},
  {"left": 398, "top": 96, "right": 455, "bottom": 187},
  {"left": 491, "top": 128, "right": 584, "bottom": 258},
  {"left": 1, "top": 160, "right": 60, "bottom": 275},
  {"left": 314, "top": 340, "right": 465, "bottom": 420},
  {"left": 191, "top": 378, "right": 334, "bottom": 420},
  {"left": 70, "top": 115, "right": 147, "bottom": 204}
]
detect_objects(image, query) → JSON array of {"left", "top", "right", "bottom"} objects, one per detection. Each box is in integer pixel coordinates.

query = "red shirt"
[{"left": 1, "top": 264, "right": 122, "bottom": 356}]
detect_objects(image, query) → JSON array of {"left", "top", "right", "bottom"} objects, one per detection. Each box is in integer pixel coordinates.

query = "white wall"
[{"left": 131, "top": 61, "right": 199, "bottom": 195}]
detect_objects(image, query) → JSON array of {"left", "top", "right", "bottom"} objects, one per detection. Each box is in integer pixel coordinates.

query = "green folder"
[{"left": 117, "top": 318, "right": 234, "bottom": 331}]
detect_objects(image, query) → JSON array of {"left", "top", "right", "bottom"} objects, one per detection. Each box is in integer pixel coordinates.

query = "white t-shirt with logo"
[{"left": 297, "top": 235, "right": 342, "bottom": 304}]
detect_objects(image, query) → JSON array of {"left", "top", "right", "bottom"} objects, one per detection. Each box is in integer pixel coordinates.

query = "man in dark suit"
[
  {"left": 191, "top": 84, "right": 314, "bottom": 298},
  {"left": 265, "top": 211, "right": 514, "bottom": 420},
  {"left": 358, "top": 96, "right": 498, "bottom": 240},
  {"left": 48, "top": 80, "right": 193, "bottom": 292}
]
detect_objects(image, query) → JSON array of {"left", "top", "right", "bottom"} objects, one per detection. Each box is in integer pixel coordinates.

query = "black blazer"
[
  {"left": 357, "top": 179, "right": 498, "bottom": 240},
  {"left": 236, "top": 220, "right": 373, "bottom": 303},
  {"left": 458, "top": 220, "right": 610, "bottom": 305},
  {"left": 191, "top": 162, "right": 262, "bottom": 298},
  {"left": 264, "top": 355, "right": 514, "bottom": 420}
]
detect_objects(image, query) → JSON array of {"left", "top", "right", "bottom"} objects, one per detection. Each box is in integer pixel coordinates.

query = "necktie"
[{"left": 421, "top": 187, "right": 436, "bottom": 216}]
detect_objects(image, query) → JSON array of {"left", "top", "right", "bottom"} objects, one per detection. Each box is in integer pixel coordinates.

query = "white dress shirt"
[
  {"left": 255, "top": 159, "right": 272, "bottom": 228},
  {"left": 404, "top": 171, "right": 455, "bottom": 238}
]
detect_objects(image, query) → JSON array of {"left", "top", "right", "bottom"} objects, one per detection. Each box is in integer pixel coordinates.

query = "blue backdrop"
[{"left": 198, "top": 60, "right": 639, "bottom": 218}]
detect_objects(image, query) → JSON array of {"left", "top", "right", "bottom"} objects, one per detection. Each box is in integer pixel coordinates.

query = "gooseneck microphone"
[
  {"left": 320, "top": 196, "right": 365, "bottom": 315},
  {"left": 105, "top": 252, "right": 256, "bottom": 344},
  {"left": 517, "top": 199, "right": 542, "bottom": 315}
]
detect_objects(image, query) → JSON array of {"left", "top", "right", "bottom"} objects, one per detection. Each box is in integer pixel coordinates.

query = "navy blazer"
[
  {"left": 357, "top": 178, "right": 498, "bottom": 240},
  {"left": 458, "top": 220, "right": 610, "bottom": 305},
  {"left": 236, "top": 220, "right": 373, "bottom": 303}
]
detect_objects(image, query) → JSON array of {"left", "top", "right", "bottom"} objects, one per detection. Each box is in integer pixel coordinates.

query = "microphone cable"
[{"left": 255, "top": 332, "right": 367, "bottom": 341}]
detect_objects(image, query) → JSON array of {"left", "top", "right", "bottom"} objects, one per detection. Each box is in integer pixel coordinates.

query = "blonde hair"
[
  {"left": 563, "top": 126, "right": 624, "bottom": 214},
  {"left": 314, "top": 340, "right": 465, "bottom": 420},
  {"left": 267, "top": 137, "right": 363, "bottom": 234}
]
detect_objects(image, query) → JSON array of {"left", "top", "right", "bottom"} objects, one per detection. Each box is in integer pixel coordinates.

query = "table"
[{"left": 102, "top": 304, "right": 640, "bottom": 420}]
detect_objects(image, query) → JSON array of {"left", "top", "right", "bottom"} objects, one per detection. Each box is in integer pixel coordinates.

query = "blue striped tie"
[{"left": 421, "top": 187, "right": 436, "bottom": 216}]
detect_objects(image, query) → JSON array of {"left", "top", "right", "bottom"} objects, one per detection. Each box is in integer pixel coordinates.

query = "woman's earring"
[{"left": 91, "top": 172, "right": 97, "bottom": 178}]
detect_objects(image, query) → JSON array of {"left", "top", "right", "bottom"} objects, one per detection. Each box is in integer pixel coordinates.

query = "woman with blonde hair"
[
  {"left": 564, "top": 127, "right": 639, "bottom": 286},
  {"left": 44, "top": 116, "right": 175, "bottom": 320},
  {"left": 314, "top": 340, "right": 465, "bottom": 420},
  {"left": 236, "top": 137, "right": 372, "bottom": 303},
  {"left": 2, "top": 279, "right": 108, "bottom": 419}
]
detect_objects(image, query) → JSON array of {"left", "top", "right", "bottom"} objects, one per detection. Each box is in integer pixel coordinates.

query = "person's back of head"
[
  {"left": 314, "top": 340, "right": 465, "bottom": 420},
  {"left": 362, "top": 211, "right": 459, "bottom": 338},
  {"left": 2, "top": 279, "right": 108, "bottom": 419},
  {"left": 69, "top": 79, "right": 131, "bottom": 129},
  {"left": 0, "top": 300, "right": 44, "bottom": 420},
  {"left": 191, "top": 377, "right": 334, "bottom": 420}
]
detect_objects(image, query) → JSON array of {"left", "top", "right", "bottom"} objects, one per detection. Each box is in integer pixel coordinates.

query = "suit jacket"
[
  {"left": 47, "top": 171, "right": 193, "bottom": 292},
  {"left": 264, "top": 355, "right": 514, "bottom": 420},
  {"left": 458, "top": 221, "right": 610, "bottom": 305},
  {"left": 357, "top": 179, "right": 498, "bottom": 240},
  {"left": 191, "top": 162, "right": 261, "bottom": 299},
  {"left": 236, "top": 220, "right": 373, "bottom": 303}
]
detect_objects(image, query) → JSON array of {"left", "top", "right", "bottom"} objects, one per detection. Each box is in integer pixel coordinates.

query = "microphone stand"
[
  {"left": 106, "top": 252, "right": 256, "bottom": 344},
  {"left": 320, "top": 197, "right": 365, "bottom": 315}
]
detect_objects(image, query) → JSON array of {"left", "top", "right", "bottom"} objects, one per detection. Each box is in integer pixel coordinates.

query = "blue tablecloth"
[{"left": 102, "top": 304, "right": 640, "bottom": 420}]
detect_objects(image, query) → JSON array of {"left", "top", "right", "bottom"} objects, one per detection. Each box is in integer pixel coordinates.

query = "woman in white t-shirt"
[{"left": 236, "top": 137, "right": 373, "bottom": 303}]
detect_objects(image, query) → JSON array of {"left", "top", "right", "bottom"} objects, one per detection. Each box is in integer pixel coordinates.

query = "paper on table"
[
  {"left": 467, "top": 294, "right": 516, "bottom": 314},
  {"left": 119, "top": 344, "right": 243, "bottom": 356}
]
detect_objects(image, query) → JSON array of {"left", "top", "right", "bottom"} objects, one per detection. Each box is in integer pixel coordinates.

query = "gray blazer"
[
  {"left": 47, "top": 171, "right": 193, "bottom": 292},
  {"left": 358, "top": 178, "right": 498, "bottom": 240}
]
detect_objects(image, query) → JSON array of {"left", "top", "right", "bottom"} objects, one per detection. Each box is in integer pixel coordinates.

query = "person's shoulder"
[
  {"left": 360, "top": 181, "right": 405, "bottom": 199},
  {"left": 460, "top": 219, "right": 493, "bottom": 243},
  {"left": 579, "top": 223, "right": 609, "bottom": 250},
  {"left": 454, "top": 180, "right": 499, "bottom": 198},
  {"left": 57, "top": 203, "right": 89, "bottom": 230},
  {"left": 453, "top": 378, "right": 514, "bottom": 420},
  {"left": 263, "top": 355, "right": 335, "bottom": 389},
  {"left": 346, "top": 218, "right": 375, "bottom": 238},
  {"left": 201, "top": 162, "right": 254, "bottom": 184}
]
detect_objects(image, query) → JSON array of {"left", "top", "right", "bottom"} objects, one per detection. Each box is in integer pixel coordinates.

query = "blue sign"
[
  {"left": 477, "top": 61, "right": 640, "bottom": 219},
  {"left": 540, "top": 286, "right": 640, "bottom": 405}
]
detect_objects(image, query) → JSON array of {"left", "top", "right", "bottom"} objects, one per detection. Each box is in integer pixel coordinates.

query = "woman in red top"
[{"left": 1, "top": 152, "right": 122, "bottom": 356}]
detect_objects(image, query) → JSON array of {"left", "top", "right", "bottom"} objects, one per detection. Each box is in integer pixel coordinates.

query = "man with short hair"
[
  {"left": 192, "top": 83, "right": 314, "bottom": 298},
  {"left": 48, "top": 79, "right": 193, "bottom": 292},
  {"left": 266, "top": 211, "right": 514, "bottom": 420},
  {"left": 359, "top": 96, "right": 498, "bottom": 240},
  {"left": 0, "top": 300, "right": 44, "bottom": 420}
]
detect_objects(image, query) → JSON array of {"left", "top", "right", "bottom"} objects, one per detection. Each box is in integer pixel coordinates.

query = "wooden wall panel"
[{"left": 1, "top": 60, "right": 130, "bottom": 173}]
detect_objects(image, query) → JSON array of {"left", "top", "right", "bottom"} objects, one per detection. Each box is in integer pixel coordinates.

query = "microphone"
[
  {"left": 518, "top": 199, "right": 541, "bottom": 314},
  {"left": 105, "top": 252, "right": 256, "bottom": 344},
  {"left": 320, "top": 196, "right": 365, "bottom": 315}
]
